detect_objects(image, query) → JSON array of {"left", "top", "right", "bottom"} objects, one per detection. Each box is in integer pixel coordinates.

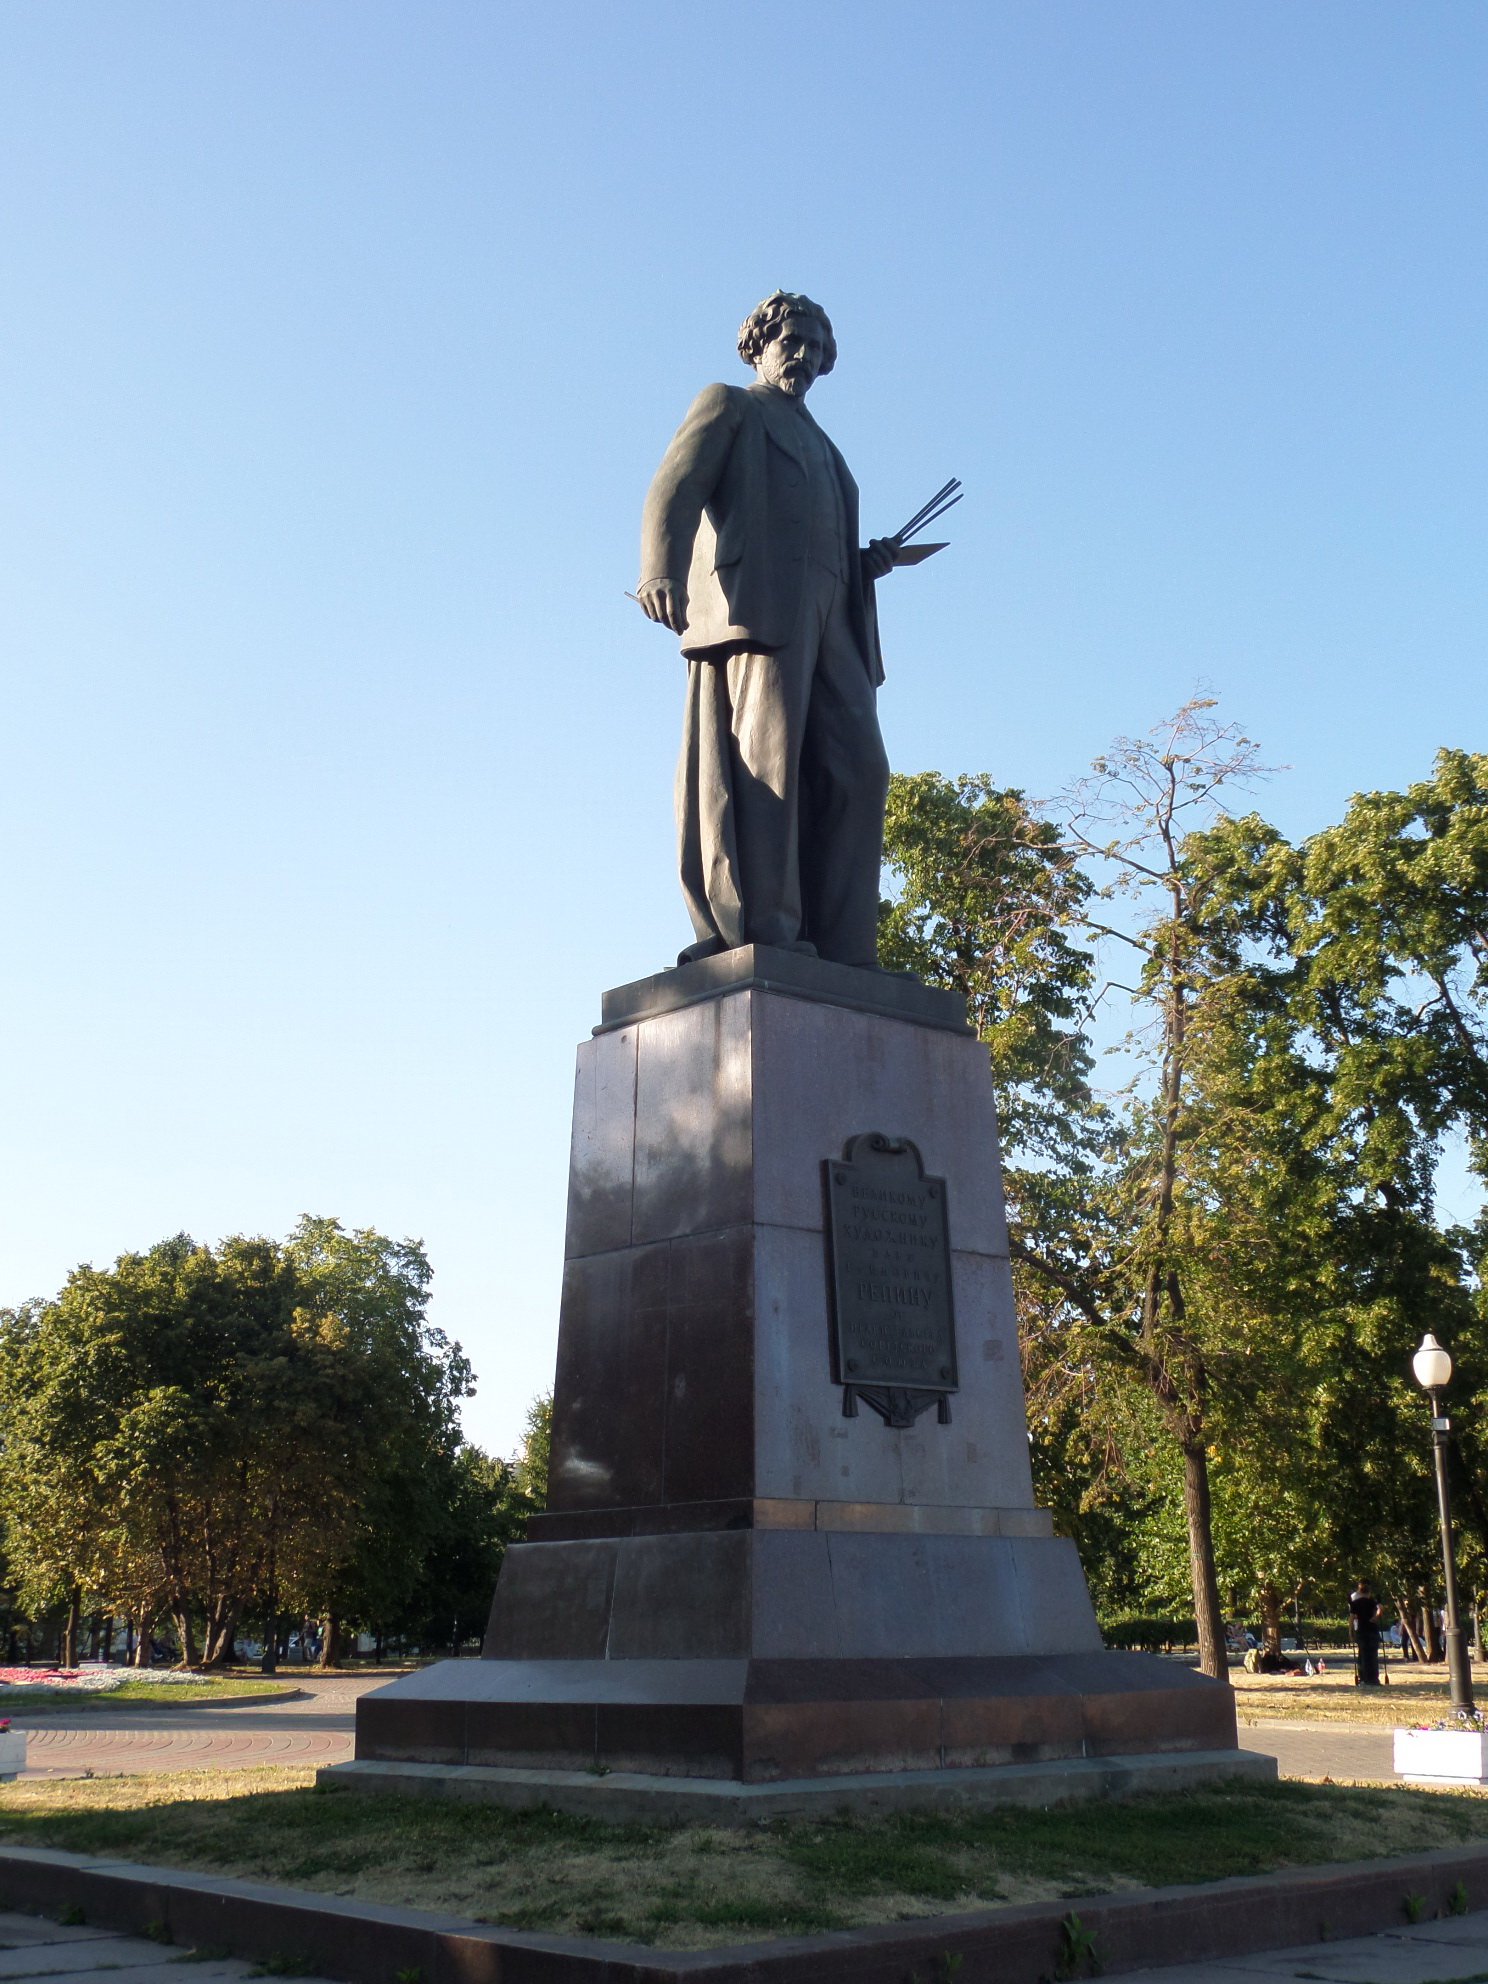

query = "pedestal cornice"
[{"left": 597, "top": 943, "right": 970, "bottom": 1036}]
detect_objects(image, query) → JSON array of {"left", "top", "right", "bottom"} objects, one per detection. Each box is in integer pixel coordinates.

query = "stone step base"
[
  {"left": 355, "top": 1650, "right": 1238, "bottom": 1780},
  {"left": 318, "top": 1746, "right": 1277, "bottom": 1825}
]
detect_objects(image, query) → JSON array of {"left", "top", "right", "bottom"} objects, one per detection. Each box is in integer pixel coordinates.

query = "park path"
[
  {"left": 0, "top": 1908, "right": 325, "bottom": 1982},
  {"left": 6, "top": 1673, "right": 387, "bottom": 1778},
  {"left": 1125, "top": 1911, "right": 1488, "bottom": 1984},
  {"left": 1244, "top": 1720, "right": 1396, "bottom": 1783},
  {"left": 6, "top": 1681, "right": 1399, "bottom": 1783}
]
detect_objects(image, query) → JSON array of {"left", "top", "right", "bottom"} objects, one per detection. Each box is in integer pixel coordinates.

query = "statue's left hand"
[{"left": 861, "top": 539, "right": 896, "bottom": 582}]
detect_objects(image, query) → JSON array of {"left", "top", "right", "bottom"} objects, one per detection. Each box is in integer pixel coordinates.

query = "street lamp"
[{"left": 1412, "top": 1333, "right": 1476, "bottom": 1716}]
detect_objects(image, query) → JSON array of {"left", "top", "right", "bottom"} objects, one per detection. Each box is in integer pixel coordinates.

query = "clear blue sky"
[{"left": 3, "top": 3, "right": 1485, "bottom": 1455}]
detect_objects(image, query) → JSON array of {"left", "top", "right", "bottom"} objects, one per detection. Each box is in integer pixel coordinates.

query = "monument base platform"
[
  {"left": 319, "top": 1746, "right": 1276, "bottom": 1824},
  {"left": 351, "top": 1650, "right": 1239, "bottom": 1783}
]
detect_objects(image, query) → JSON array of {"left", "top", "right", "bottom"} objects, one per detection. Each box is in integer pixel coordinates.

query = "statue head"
[{"left": 737, "top": 290, "right": 836, "bottom": 398}]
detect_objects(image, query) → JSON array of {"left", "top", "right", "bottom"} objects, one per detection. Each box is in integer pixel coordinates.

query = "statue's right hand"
[{"left": 637, "top": 578, "right": 688, "bottom": 635}]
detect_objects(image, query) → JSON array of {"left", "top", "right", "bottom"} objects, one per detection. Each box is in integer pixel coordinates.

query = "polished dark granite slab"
[
  {"left": 355, "top": 1651, "right": 1238, "bottom": 1782},
  {"left": 597, "top": 944, "right": 969, "bottom": 1035}
]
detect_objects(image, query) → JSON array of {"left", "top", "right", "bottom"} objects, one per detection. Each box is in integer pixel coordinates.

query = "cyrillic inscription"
[{"left": 824, "top": 1133, "right": 958, "bottom": 1402}]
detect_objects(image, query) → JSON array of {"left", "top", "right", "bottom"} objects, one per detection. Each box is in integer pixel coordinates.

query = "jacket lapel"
[{"left": 747, "top": 384, "right": 808, "bottom": 468}]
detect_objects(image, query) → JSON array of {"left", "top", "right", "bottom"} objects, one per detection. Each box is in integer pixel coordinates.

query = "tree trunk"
[
  {"left": 102, "top": 1615, "right": 114, "bottom": 1664},
  {"left": 1258, "top": 1583, "right": 1284, "bottom": 1659},
  {"left": 203, "top": 1601, "right": 240, "bottom": 1667},
  {"left": 260, "top": 1603, "right": 279, "bottom": 1676},
  {"left": 1182, "top": 1439, "right": 1229, "bottom": 1681},
  {"left": 259, "top": 1539, "right": 279, "bottom": 1675},
  {"left": 317, "top": 1613, "right": 340, "bottom": 1671},
  {"left": 61, "top": 1588, "right": 82, "bottom": 1668},
  {"left": 173, "top": 1609, "right": 199, "bottom": 1668}
]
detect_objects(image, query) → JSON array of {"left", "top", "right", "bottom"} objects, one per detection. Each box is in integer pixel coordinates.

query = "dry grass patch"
[
  {"left": 1233, "top": 1666, "right": 1471, "bottom": 1727},
  {"left": 2, "top": 1770, "right": 1488, "bottom": 1949}
]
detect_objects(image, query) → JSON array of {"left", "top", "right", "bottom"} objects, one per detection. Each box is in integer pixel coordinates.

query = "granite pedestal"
[{"left": 334, "top": 947, "right": 1256, "bottom": 1812}]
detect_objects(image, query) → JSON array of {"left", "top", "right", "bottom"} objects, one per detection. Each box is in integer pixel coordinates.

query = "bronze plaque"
[{"left": 823, "top": 1133, "right": 957, "bottom": 1417}]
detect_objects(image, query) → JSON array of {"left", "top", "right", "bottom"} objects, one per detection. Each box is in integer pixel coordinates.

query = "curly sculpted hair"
[{"left": 737, "top": 291, "right": 837, "bottom": 375}]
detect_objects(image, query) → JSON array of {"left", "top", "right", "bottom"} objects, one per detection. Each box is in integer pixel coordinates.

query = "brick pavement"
[
  {"left": 1243, "top": 1720, "right": 1398, "bottom": 1783},
  {"left": 0, "top": 1908, "right": 325, "bottom": 1982},
  {"left": 1120, "top": 1910, "right": 1488, "bottom": 1984},
  {"left": 8, "top": 1674, "right": 381, "bottom": 1778}
]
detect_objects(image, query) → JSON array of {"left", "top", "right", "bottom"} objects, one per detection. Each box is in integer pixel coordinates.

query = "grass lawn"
[
  {"left": 1232, "top": 1665, "right": 1483, "bottom": 1727},
  {"left": 2, "top": 1770, "right": 1488, "bottom": 1950},
  {"left": 0, "top": 1678, "right": 298, "bottom": 1715}
]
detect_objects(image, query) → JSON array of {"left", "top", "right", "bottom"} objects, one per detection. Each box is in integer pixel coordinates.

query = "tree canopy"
[
  {"left": 0, "top": 1218, "right": 529, "bottom": 1666},
  {"left": 881, "top": 720, "right": 1488, "bottom": 1667}
]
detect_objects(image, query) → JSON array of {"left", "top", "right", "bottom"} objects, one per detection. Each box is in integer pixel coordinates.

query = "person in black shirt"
[{"left": 1350, "top": 1579, "right": 1383, "bottom": 1686}]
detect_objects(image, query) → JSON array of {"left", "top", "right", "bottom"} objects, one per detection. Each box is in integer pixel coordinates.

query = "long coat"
[{"left": 639, "top": 380, "right": 883, "bottom": 684}]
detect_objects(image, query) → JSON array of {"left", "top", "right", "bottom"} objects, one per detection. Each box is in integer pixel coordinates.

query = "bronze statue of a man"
[{"left": 637, "top": 291, "right": 898, "bottom": 969}]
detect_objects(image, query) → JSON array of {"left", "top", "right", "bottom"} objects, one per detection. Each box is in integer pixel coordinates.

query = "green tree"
[
  {"left": 404, "top": 1446, "right": 532, "bottom": 1652},
  {"left": 278, "top": 1216, "right": 470, "bottom": 1667},
  {"left": 1002, "top": 702, "right": 1274, "bottom": 1676},
  {"left": 879, "top": 772, "right": 1133, "bottom": 1602},
  {"left": 0, "top": 1219, "right": 472, "bottom": 1670},
  {"left": 514, "top": 1392, "right": 551, "bottom": 1507},
  {"left": 1299, "top": 749, "right": 1488, "bottom": 1168},
  {"left": 1185, "top": 776, "right": 1488, "bottom": 1636},
  {"left": 879, "top": 772, "right": 1096, "bottom": 1163},
  {"left": 883, "top": 728, "right": 1488, "bottom": 1659}
]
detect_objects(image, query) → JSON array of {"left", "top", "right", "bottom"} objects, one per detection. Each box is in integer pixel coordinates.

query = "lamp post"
[{"left": 1412, "top": 1333, "right": 1476, "bottom": 1716}]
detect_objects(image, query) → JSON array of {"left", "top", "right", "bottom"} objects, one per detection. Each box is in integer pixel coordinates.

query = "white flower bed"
[
  {"left": 0, "top": 1666, "right": 121, "bottom": 1693},
  {"left": 1394, "top": 1726, "right": 1488, "bottom": 1784},
  {"left": 0, "top": 1665, "right": 211, "bottom": 1693}
]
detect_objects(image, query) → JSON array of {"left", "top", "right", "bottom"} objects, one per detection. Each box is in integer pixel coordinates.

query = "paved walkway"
[
  {"left": 6, "top": 1677, "right": 1400, "bottom": 1786},
  {"left": 1243, "top": 1720, "right": 1397, "bottom": 1784},
  {"left": 7, "top": 1673, "right": 390, "bottom": 1778},
  {"left": 1125, "top": 1911, "right": 1488, "bottom": 1984},
  {"left": 0, "top": 1908, "right": 325, "bottom": 1982}
]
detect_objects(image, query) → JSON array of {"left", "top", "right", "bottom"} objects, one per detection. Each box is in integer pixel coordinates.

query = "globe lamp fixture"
[{"left": 1414, "top": 1334, "right": 1453, "bottom": 1394}]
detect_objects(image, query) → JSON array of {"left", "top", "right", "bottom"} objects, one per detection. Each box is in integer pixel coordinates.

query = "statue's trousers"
[{"left": 674, "top": 562, "right": 889, "bottom": 968}]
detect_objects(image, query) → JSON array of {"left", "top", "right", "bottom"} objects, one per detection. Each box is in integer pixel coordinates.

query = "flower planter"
[
  {"left": 1394, "top": 1726, "right": 1488, "bottom": 1784},
  {"left": 0, "top": 1730, "right": 24, "bottom": 1782}
]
